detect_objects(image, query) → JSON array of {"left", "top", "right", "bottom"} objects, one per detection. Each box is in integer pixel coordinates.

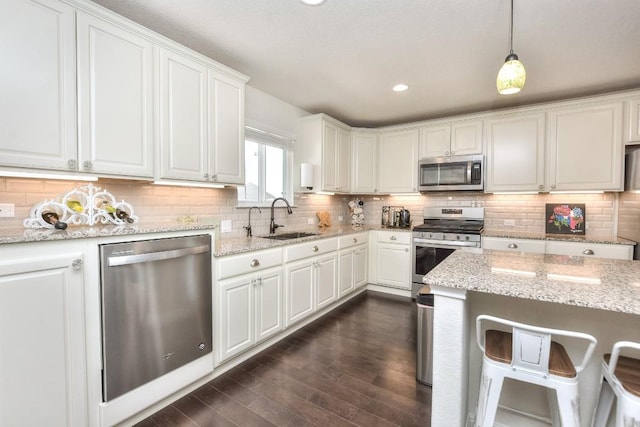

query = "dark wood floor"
[{"left": 135, "top": 291, "right": 431, "bottom": 427}]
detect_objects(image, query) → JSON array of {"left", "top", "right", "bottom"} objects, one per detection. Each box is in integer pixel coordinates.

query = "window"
[{"left": 237, "top": 127, "right": 294, "bottom": 205}]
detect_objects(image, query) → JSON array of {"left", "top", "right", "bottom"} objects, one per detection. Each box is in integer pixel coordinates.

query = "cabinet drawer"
[
  {"left": 376, "top": 230, "right": 411, "bottom": 245},
  {"left": 545, "top": 241, "right": 633, "bottom": 260},
  {"left": 217, "top": 248, "right": 283, "bottom": 279},
  {"left": 482, "top": 237, "right": 546, "bottom": 254},
  {"left": 285, "top": 238, "right": 338, "bottom": 263},
  {"left": 338, "top": 232, "right": 369, "bottom": 250}
]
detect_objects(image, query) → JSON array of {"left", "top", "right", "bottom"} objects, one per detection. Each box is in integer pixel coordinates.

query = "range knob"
[
  {"left": 465, "top": 235, "right": 470, "bottom": 241},
  {"left": 456, "top": 235, "right": 460, "bottom": 240}
]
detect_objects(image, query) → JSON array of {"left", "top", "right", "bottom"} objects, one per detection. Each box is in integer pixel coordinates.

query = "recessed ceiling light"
[
  {"left": 301, "top": 0, "right": 327, "bottom": 5},
  {"left": 393, "top": 84, "right": 409, "bottom": 92}
]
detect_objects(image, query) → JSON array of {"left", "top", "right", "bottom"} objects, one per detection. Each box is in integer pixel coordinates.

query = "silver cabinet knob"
[
  {"left": 312, "top": 245, "right": 319, "bottom": 252},
  {"left": 390, "top": 236, "right": 397, "bottom": 241},
  {"left": 445, "top": 150, "right": 450, "bottom": 156},
  {"left": 203, "top": 173, "right": 209, "bottom": 180},
  {"left": 211, "top": 174, "right": 218, "bottom": 181},
  {"left": 538, "top": 184, "right": 544, "bottom": 190},
  {"left": 582, "top": 249, "right": 595, "bottom": 255},
  {"left": 67, "top": 159, "right": 77, "bottom": 169},
  {"left": 507, "top": 243, "right": 518, "bottom": 249},
  {"left": 250, "top": 259, "right": 260, "bottom": 267},
  {"left": 551, "top": 184, "right": 556, "bottom": 190},
  {"left": 82, "top": 160, "right": 93, "bottom": 170},
  {"left": 352, "top": 237, "right": 358, "bottom": 243},
  {"left": 71, "top": 258, "right": 83, "bottom": 270}
]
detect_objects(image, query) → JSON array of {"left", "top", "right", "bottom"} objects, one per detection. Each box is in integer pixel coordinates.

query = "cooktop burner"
[
  {"left": 413, "top": 221, "right": 484, "bottom": 234},
  {"left": 413, "top": 206, "right": 485, "bottom": 235}
]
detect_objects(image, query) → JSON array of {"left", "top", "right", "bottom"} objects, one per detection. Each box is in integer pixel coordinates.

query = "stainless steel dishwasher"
[{"left": 100, "top": 234, "right": 212, "bottom": 401}]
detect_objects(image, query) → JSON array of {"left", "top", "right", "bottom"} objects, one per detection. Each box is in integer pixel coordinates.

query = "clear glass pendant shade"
[{"left": 497, "top": 56, "right": 526, "bottom": 94}]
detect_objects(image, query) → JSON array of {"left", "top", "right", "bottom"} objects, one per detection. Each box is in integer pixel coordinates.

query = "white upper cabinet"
[
  {"left": 0, "top": 0, "right": 77, "bottom": 171},
  {"left": 419, "top": 120, "right": 482, "bottom": 158},
  {"left": 351, "top": 131, "right": 378, "bottom": 193},
  {"left": 299, "top": 114, "right": 351, "bottom": 192},
  {"left": 378, "top": 128, "right": 419, "bottom": 193},
  {"left": 77, "top": 11, "right": 154, "bottom": 178},
  {"left": 485, "top": 112, "right": 546, "bottom": 192},
  {"left": 547, "top": 101, "right": 624, "bottom": 191},
  {"left": 159, "top": 49, "right": 209, "bottom": 182},
  {"left": 624, "top": 96, "right": 640, "bottom": 144}
]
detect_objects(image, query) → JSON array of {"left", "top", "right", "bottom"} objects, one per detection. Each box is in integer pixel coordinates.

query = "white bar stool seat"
[
  {"left": 591, "top": 341, "right": 640, "bottom": 427},
  {"left": 474, "top": 315, "right": 597, "bottom": 427}
]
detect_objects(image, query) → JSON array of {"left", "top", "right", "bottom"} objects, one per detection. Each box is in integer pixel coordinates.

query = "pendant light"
[{"left": 496, "top": 0, "right": 526, "bottom": 94}]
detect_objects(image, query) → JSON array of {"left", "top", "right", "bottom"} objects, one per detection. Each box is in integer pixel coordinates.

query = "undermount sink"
[{"left": 261, "top": 232, "right": 319, "bottom": 240}]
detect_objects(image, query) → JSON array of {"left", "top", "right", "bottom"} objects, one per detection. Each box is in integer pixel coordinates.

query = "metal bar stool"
[
  {"left": 591, "top": 341, "right": 640, "bottom": 426},
  {"left": 475, "top": 315, "right": 597, "bottom": 427}
]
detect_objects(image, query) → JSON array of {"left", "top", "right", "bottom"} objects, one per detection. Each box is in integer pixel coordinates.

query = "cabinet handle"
[
  {"left": 450, "top": 150, "right": 455, "bottom": 155},
  {"left": 250, "top": 259, "right": 260, "bottom": 267},
  {"left": 71, "top": 258, "right": 83, "bottom": 270},
  {"left": 203, "top": 173, "right": 209, "bottom": 180},
  {"left": 352, "top": 237, "right": 358, "bottom": 243},
  {"left": 312, "top": 245, "right": 319, "bottom": 252},
  {"left": 405, "top": 248, "right": 409, "bottom": 252},
  {"left": 256, "top": 277, "right": 263, "bottom": 286},
  {"left": 507, "top": 243, "right": 518, "bottom": 249},
  {"left": 82, "top": 160, "right": 93, "bottom": 170},
  {"left": 551, "top": 184, "right": 556, "bottom": 190},
  {"left": 67, "top": 159, "right": 77, "bottom": 169},
  {"left": 445, "top": 150, "right": 450, "bottom": 156},
  {"left": 538, "top": 185, "right": 544, "bottom": 190},
  {"left": 390, "top": 236, "right": 397, "bottom": 241},
  {"left": 582, "top": 249, "right": 595, "bottom": 255},
  {"left": 212, "top": 174, "right": 218, "bottom": 181}
]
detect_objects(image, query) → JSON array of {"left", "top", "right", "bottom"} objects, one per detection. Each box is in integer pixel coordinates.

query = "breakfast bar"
[{"left": 424, "top": 249, "right": 640, "bottom": 427}]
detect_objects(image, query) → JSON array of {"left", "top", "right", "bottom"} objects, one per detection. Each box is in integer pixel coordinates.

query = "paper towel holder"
[{"left": 301, "top": 163, "right": 314, "bottom": 190}]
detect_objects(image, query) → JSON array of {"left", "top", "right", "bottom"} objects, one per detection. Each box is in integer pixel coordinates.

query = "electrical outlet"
[
  {"left": 504, "top": 219, "right": 516, "bottom": 226},
  {"left": 0, "top": 203, "right": 15, "bottom": 218},
  {"left": 307, "top": 218, "right": 314, "bottom": 225},
  {"left": 220, "top": 219, "right": 232, "bottom": 233}
]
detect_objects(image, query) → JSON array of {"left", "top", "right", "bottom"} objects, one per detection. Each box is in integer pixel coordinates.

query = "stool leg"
[
  {"left": 547, "top": 388, "right": 561, "bottom": 426},
  {"left": 555, "top": 382, "right": 580, "bottom": 427},
  {"left": 618, "top": 394, "right": 640, "bottom": 427},
  {"left": 476, "top": 361, "right": 504, "bottom": 427},
  {"left": 591, "top": 378, "right": 615, "bottom": 427}
]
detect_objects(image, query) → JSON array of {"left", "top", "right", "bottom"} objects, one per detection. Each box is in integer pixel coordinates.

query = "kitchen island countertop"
[{"left": 482, "top": 229, "right": 636, "bottom": 246}]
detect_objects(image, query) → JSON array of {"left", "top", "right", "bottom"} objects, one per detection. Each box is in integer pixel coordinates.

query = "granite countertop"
[
  {"left": 423, "top": 249, "right": 640, "bottom": 315},
  {"left": 482, "top": 229, "right": 636, "bottom": 246}
]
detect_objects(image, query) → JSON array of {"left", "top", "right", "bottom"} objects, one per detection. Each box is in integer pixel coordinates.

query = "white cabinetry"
[
  {"left": 482, "top": 237, "right": 546, "bottom": 254},
  {"left": 284, "top": 238, "right": 338, "bottom": 326},
  {"left": 419, "top": 120, "right": 483, "bottom": 158},
  {"left": 338, "top": 233, "right": 369, "bottom": 297},
  {"left": 300, "top": 114, "right": 351, "bottom": 192},
  {"left": 484, "top": 112, "right": 546, "bottom": 192},
  {"left": 216, "top": 248, "right": 283, "bottom": 362},
  {"left": 0, "top": 247, "right": 87, "bottom": 427},
  {"left": 77, "top": 11, "right": 154, "bottom": 178},
  {"left": 547, "top": 101, "right": 624, "bottom": 191},
  {"left": 624, "top": 96, "right": 640, "bottom": 144},
  {"left": 159, "top": 48, "right": 246, "bottom": 185},
  {"left": 351, "top": 131, "right": 378, "bottom": 193},
  {"left": 375, "top": 231, "right": 412, "bottom": 289},
  {"left": 545, "top": 241, "right": 633, "bottom": 260},
  {"left": 378, "top": 129, "right": 419, "bottom": 193},
  {"left": 0, "top": 0, "right": 77, "bottom": 172}
]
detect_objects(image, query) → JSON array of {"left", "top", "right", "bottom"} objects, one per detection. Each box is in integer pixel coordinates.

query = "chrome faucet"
[
  {"left": 243, "top": 206, "right": 261, "bottom": 237},
  {"left": 270, "top": 197, "right": 293, "bottom": 234}
]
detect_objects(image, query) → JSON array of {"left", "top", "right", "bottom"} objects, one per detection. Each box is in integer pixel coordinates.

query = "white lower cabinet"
[
  {"left": 483, "top": 236, "right": 633, "bottom": 260},
  {"left": 217, "top": 267, "right": 283, "bottom": 362},
  {"left": 216, "top": 248, "right": 283, "bottom": 363},
  {"left": 375, "top": 231, "right": 412, "bottom": 290},
  {"left": 338, "top": 233, "right": 369, "bottom": 297},
  {"left": 0, "top": 249, "right": 87, "bottom": 427},
  {"left": 482, "top": 237, "right": 546, "bottom": 254}
]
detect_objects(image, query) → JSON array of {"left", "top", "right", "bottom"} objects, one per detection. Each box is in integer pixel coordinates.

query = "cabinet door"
[
  {"left": 0, "top": 0, "right": 77, "bottom": 171},
  {"left": 378, "top": 129, "right": 419, "bottom": 193},
  {"left": 77, "top": 12, "right": 154, "bottom": 178},
  {"left": 485, "top": 113, "right": 545, "bottom": 192},
  {"left": 547, "top": 102, "right": 624, "bottom": 191},
  {"left": 482, "top": 237, "right": 546, "bottom": 254},
  {"left": 351, "top": 132, "right": 377, "bottom": 193},
  {"left": 322, "top": 122, "right": 339, "bottom": 191},
  {"left": 315, "top": 254, "right": 337, "bottom": 310},
  {"left": 353, "top": 246, "right": 368, "bottom": 289},
  {"left": 218, "top": 277, "right": 253, "bottom": 362},
  {"left": 254, "top": 269, "right": 283, "bottom": 343},
  {"left": 159, "top": 49, "right": 208, "bottom": 181},
  {"left": 624, "top": 97, "right": 640, "bottom": 144},
  {"left": 209, "top": 72, "right": 245, "bottom": 184},
  {"left": 336, "top": 127, "right": 351, "bottom": 192},
  {"left": 0, "top": 253, "right": 87, "bottom": 427},
  {"left": 451, "top": 120, "right": 483, "bottom": 156},
  {"left": 376, "top": 243, "right": 411, "bottom": 289},
  {"left": 285, "top": 261, "right": 315, "bottom": 326},
  {"left": 338, "top": 250, "right": 354, "bottom": 298},
  {"left": 545, "top": 241, "right": 632, "bottom": 260},
  {"left": 419, "top": 125, "right": 451, "bottom": 158}
]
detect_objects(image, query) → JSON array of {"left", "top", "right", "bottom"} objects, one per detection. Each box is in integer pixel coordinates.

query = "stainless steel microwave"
[{"left": 418, "top": 155, "right": 483, "bottom": 191}]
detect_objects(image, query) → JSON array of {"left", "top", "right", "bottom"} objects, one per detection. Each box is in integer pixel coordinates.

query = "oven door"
[{"left": 412, "top": 238, "right": 480, "bottom": 293}]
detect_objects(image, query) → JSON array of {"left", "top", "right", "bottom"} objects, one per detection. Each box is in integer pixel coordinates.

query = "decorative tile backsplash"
[{"left": 0, "top": 177, "right": 621, "bottom": 238}]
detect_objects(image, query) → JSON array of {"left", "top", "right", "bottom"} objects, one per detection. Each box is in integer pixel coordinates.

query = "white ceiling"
[{"left": 91, "top": 0, "right": 640, "bottom": 127}]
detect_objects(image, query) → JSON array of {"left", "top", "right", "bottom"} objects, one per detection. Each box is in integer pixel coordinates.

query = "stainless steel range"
[{"left": 411, "top": 207, "right": 484, "bottom": 295}]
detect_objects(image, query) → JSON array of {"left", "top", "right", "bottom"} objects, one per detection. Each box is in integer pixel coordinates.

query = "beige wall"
[{"left": 1, "top": 176, "right": 622, "bottom": 238}]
